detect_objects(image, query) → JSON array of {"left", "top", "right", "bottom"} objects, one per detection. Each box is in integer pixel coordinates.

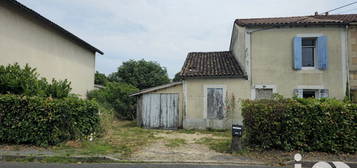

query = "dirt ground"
[{"left": 131, "top": 131, "right": 255, "bottom": 163}]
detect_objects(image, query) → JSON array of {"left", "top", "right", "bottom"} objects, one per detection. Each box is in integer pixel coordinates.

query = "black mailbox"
[{"left": 232, "top": 124, "right": 243, "bottom": 137}]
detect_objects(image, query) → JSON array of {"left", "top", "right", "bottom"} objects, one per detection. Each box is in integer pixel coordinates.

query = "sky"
[{"left": 17, "top": 0, "right": 357, "bottom": 78}]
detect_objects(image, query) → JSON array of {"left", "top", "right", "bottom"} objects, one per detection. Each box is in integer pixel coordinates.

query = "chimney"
[{"left": 315, "top": 11, "right": 318, "bottom": 16}]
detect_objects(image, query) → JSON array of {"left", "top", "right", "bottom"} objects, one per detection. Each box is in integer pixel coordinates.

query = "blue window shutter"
[
  {"left": 293, "top": 37, "right": 302, "bottom": 70},
  {"left": 317, "top": 36, "right": 328, "bottom": 70}
]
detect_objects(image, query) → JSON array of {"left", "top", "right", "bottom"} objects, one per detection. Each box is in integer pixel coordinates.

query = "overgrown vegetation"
[
  {"left": 242, "top": 97, "right": 357, "bottom": 153},
  {"left": 96, "top": 104, "right": 115, "bottom": 137},
  {"left": 0, "top": 63, "right": 100, "bottom": 146},
  {"left": 0, "top": 63, "right": 71, "bottom": 98},
  {"left": 91, "top": 59, "right": 171, "bottom": 120},
  {"left": 87, "top": 82, "right": 139, "bottom": 120},
  {"left": 94, "top": 71, "right": 108, "bottom": 86}
]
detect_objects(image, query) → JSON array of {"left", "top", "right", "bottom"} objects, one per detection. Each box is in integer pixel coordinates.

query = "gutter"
[{"left": 346, "top": 25, "right": 351, "bottom": 98}]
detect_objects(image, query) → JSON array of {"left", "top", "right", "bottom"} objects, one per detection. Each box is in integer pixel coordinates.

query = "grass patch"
[
  {"left": 165, "top": 138, "right": 186, "bottom": 148},
  {"left": 177, "top": 129, "right": 230, "bottom": 138},
  {"left": 97, "top": 104, "right": 114, "bottom": 137},
  {"left": 196, "top": 137, "right": 231, "bottom": 153},
  {"left": 52, "top": 120, "right": 160, "bottom": 158},
  {"left": 49, "top": 105, "right": 160, "bottom": 158}
]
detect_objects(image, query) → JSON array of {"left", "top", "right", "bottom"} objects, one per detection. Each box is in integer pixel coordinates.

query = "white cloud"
[{"left": 18, "top": 0, "right": 352, "bottom": 77}]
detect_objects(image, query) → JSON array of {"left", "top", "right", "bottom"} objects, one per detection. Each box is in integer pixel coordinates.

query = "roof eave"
[
  {"left": 235, "top": 21, "right": 348, "bottom": 28},
  {"left": 130, "top": 82, "right": 183, "bottom": 96},
  {"left": 181, "top": 75, "right": 248, "bottom": 80},
  {"left": 7, "top": 0, "right": 104, "bottom": 55}
]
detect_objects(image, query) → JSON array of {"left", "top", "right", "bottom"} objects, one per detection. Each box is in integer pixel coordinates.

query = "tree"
[
  {"left": 95, "top": 71, "right": 108, "bottom": 85},
  {"left": 109, "top": 59, "right": 170, "bottom": 90},
  {"left": 172, "top": 72, "right": 182, "bottom": 82}
]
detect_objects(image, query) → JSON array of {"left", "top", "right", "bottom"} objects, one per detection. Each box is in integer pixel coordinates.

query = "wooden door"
[{"left": 142, "top": 93, "right": 179, "bottom": 129}]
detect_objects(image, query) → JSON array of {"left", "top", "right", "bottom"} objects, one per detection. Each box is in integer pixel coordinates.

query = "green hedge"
[
  {"left": 242, "top": 97, "right": 357, "bottom": 153},
  {"left": 0, "top": 94, "right": 100, "bottom": 146}
]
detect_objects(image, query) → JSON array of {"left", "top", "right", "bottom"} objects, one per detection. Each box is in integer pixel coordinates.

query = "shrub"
[
  {"left": 43, "top": 79, "right": 72, "bottom": 98},
  {"left": 95, "top": 71, "right": 108, "bottom": 86},
  {"left": 242, "top": 97, "right": 357, "bottom": 153},
  {"left": 0, "top": 63, "right": 41, "bottom": 96},
  {"left": 108, "top": 59, "right": 170, "bottom": 90},
  {"left": 0, "top": 63, "right": 71, "bottom": 98},
  {"left": 87, "top": 82, "right": 139, "bottom": 120},
  {"left": 0, "top": 94, "right": 100, "bottom": 146}
]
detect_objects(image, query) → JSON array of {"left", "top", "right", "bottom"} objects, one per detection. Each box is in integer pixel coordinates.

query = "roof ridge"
[
  {"left": 236, "top": 13, "right": 357, "bottom": 21},
  {"left": 235, "top": 13, "right": 357, "bottom": 26},
  {"left": 237, "top": 15, "right": 307, "bottom": 21},
  {"left": 188, "top": 51, "right": 231, "bottom": 54}
]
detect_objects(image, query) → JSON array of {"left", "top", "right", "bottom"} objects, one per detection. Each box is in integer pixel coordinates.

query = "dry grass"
[
  {"left": 52, "top": 120, "right": 160, "bottom": 158},
  {"left": 164, "top": 138, "right": 187, "bottom": 148}
]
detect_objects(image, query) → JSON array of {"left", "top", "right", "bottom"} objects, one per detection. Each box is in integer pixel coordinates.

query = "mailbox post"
[{"left": 231, "top": 124, "right": 243, "bottom": 152}]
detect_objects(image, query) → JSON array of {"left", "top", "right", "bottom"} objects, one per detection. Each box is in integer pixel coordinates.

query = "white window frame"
[
  {"left": 251, "top": 84, "right": 277, "bottom": 100},
  {"left": 203, "top": 85, "right": 226, "bottom": 119},
  {"left": 296, "top": 85, "right": 325, "bottom": 98},
  {"left": 301, "top": 38, "right": 317, "bottom": 70}
]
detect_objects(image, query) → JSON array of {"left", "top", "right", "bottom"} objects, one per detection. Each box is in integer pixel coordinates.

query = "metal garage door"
[{"left": 142, "top": 93, "right": 179, "bottom": 129}]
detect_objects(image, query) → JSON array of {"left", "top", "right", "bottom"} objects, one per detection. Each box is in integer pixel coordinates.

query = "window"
[
  {"left": 256, "top": 88, "right": 273, "bottom": 100},
  {"left": 206, "top": 88, "right": 224, "bottom": 120},
  {"left": 293, "top": 36, "right": 328, "bottom": 70},
  {"left": 294, "top": 88, "right": 329, "bottom": 98},
  {"left": 302, "top": 89, "right": 318, "bottom": 98},
  {"left": 302, "top": 38, "right": 316, "bottom": 68}
]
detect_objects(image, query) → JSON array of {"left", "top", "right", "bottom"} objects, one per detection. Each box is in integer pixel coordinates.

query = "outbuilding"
[{"left": 131, "top": 82, "right": 184, "bottom": 129}]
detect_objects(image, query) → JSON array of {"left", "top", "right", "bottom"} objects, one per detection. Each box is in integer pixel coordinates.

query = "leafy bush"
[
  {"left": 87, "top": 82, "right": 139, "bottom": 120},
  {"left": 242, "top": 97, "right": 357, "bottom": 153},
  {"left": 0, "top": 63, "right": 71, "bottom": 98},
  {"left": 95, "top": 71, "right": 108, "bottom": 86},
  {"left": 0, "top": 94, "right": 100, "bottom": 146},
  {"left": 108, "top": 59, "right": 170, "bottom": 90}
]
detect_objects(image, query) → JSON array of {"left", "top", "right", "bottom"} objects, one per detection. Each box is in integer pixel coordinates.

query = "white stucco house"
[
  {"left": 0, "top": 0, "right": 103, "bottom": 97},
  {"left": 133, "top": 14, "right": 357, "bottom": 130}
]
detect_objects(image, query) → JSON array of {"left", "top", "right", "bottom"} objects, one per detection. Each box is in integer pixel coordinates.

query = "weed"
[
  {"left": 196, "top": 137, "right": 231, "bottom": 153},
  {"left": 165, "top": 138, "right": 186, "bottom": 148}
]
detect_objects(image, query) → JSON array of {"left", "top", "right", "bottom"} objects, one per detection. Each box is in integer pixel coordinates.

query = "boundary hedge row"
[
  {"left": 242, "top": 98, "right": 357, "bottom": 153},
  {"left": 0, "top": 94, "right": 100, "bottom": 146}
]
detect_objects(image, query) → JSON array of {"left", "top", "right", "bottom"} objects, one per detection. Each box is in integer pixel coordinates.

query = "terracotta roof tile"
[
  {"left": 180, "top": 51, "right": 245, "bottom": 78},
  {"left": 235, "top": 14, "right": 357, "bottom": 27}
]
